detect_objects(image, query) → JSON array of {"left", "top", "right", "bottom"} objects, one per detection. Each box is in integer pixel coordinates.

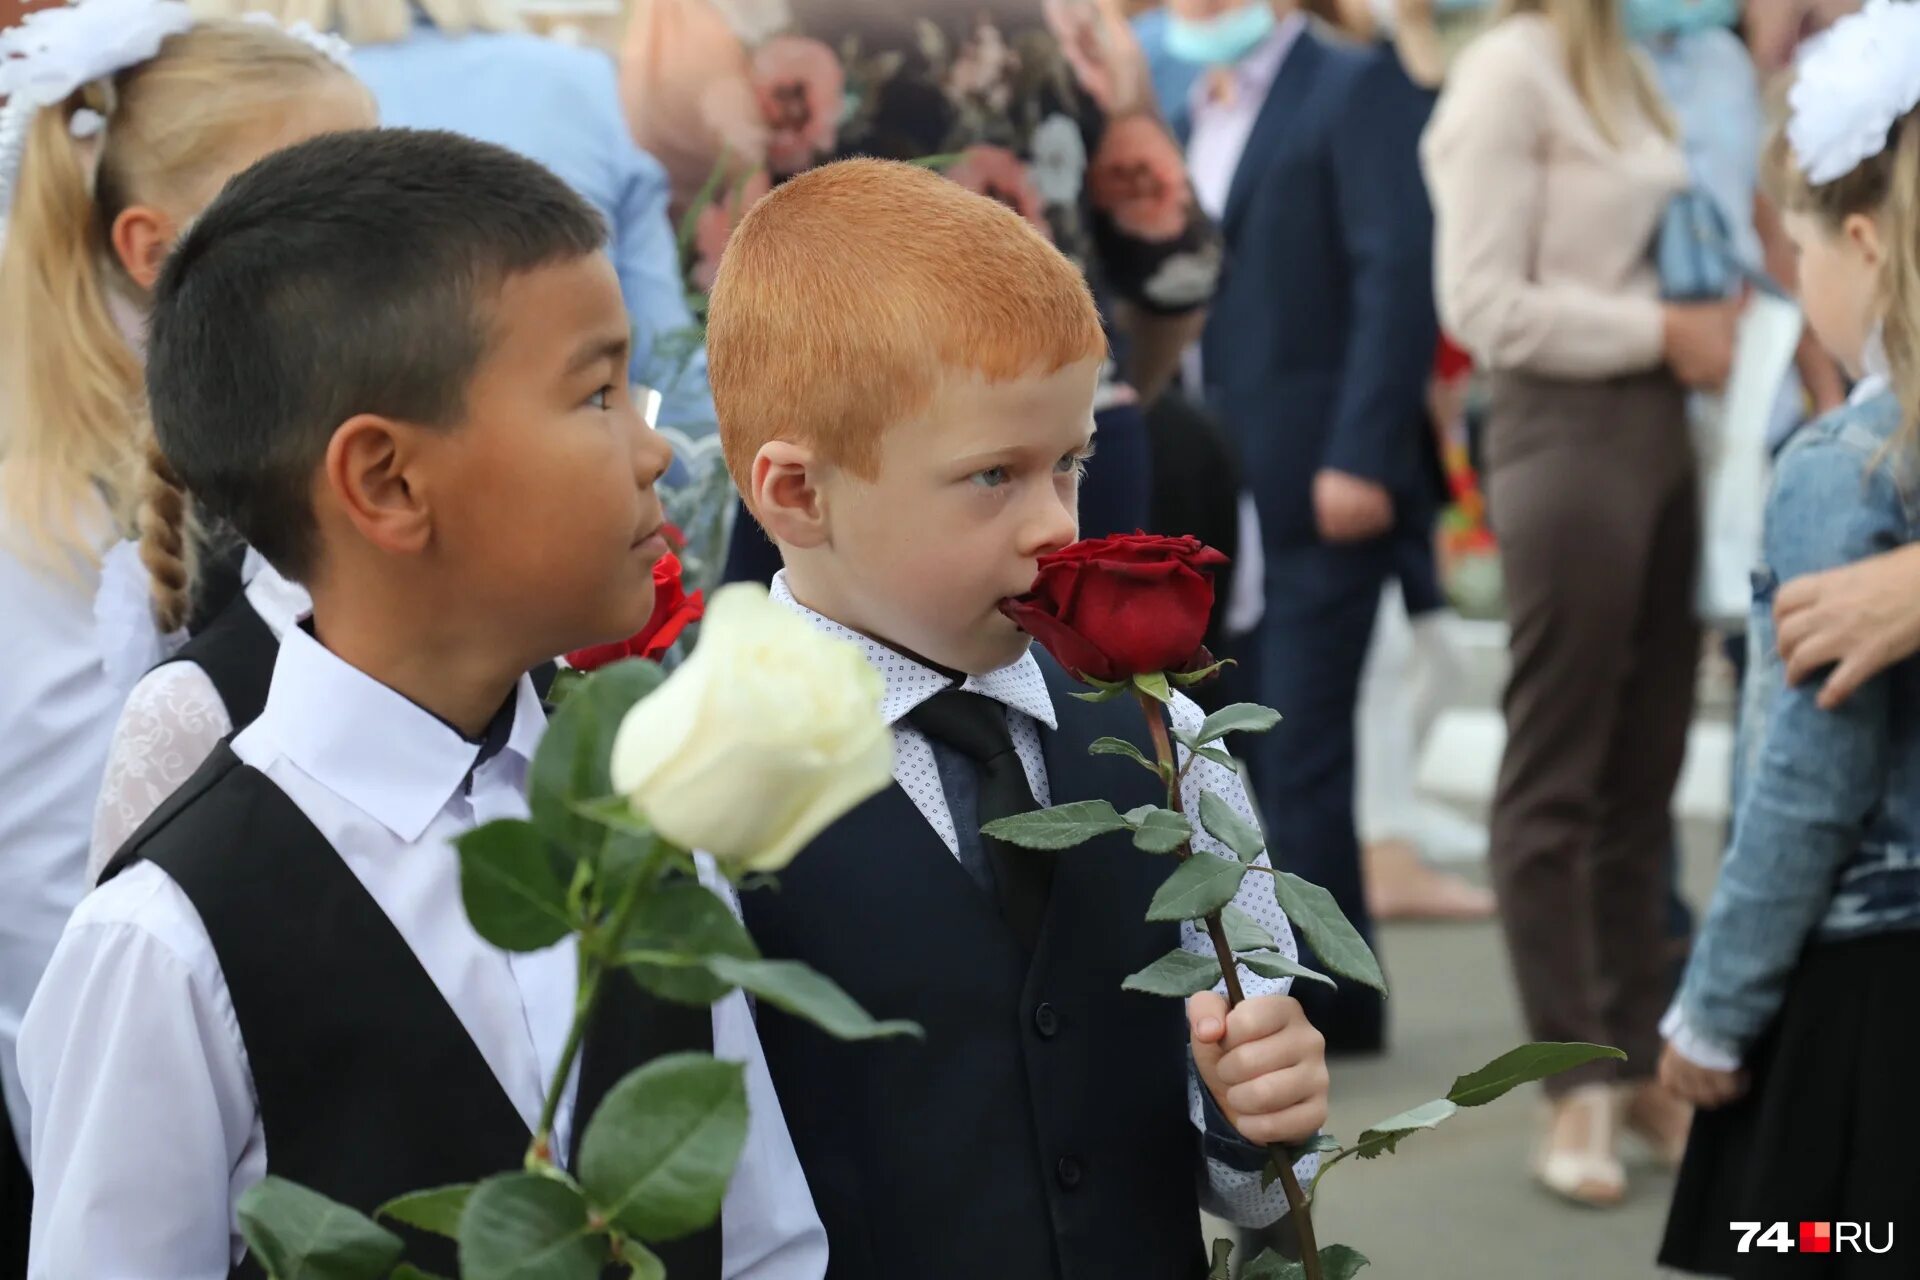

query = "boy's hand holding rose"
[{"left": 1190, "top": 992, "right": 1330, "bottom": 1146}]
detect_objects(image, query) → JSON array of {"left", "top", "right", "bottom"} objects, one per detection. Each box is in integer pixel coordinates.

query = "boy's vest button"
[
  {"left": 1055, "top": 1156, "right": 1083, "bottom": 1190},
  {"left": 1033, "top": 1002, "right": 1060, "bottom": 1038}
]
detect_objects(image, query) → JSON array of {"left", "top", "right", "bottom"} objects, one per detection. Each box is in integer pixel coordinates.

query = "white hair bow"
[
  {"left": 1788, "top": 0, "right": 1920, "bottom": 186},
  {"left": 0, "top": 0, "right": 197, "bottom": 213},
  {"left": 239, "top": 11, "right": 355, "bottom": 70}
]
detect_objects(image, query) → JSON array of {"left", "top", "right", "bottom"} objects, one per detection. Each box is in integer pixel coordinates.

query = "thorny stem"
[{"left": 1134, "top": 684, "right": 1319, "bottom": 1280}]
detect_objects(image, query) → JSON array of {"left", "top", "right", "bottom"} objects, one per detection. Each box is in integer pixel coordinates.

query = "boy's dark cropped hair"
[{"left": 145, "top": 127, "right": 607, "bottom": 578}]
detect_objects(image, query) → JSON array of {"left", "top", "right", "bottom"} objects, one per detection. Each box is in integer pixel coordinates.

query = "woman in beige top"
[{"left": 1422, "top": 0, "right": 1742, "bottom": 1209}]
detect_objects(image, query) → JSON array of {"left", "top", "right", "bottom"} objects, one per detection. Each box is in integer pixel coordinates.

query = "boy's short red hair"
[{"left": 707, "top": 158, "right": 1108, "bottom": 494}]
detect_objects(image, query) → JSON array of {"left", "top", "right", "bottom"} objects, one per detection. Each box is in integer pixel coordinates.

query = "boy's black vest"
[
  {"left": 101, "top": 747, "right": 721, "bottom": 1279},
  {"left": 741, "top": 654, "right": 1208, "bottom": 1280}
]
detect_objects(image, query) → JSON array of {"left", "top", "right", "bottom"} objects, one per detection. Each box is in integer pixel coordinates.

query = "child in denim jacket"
[{"left": 1659, "top": 5, "right": 1920, "bottom": 1272}]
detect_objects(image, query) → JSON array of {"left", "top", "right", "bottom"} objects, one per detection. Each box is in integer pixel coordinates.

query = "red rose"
[
  {"left": 999, "top": 533, "right": 1230, "bottom": 683},
  {"left": 566, "top": 552, "right": 706, "bottom": 672}
]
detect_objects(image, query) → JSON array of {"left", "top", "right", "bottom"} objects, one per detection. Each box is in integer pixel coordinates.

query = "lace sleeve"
[{"left": 87, "top": 664, "right": 232, "bottom": 886}]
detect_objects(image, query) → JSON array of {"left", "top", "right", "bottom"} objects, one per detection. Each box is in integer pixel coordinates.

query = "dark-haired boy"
[{"left": 19, "top": 129, "right": 824, "bottom": 1280}]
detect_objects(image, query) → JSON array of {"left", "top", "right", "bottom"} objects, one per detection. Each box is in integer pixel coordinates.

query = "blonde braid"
[{"left": 137, "top": 439, "right": 199, "bottom": 632}]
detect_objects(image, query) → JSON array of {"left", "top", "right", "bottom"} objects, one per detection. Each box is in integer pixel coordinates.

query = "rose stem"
[
  {"left": 1135, "top": 687, "right": 1320, "bottom": 1280},
  {"left": 528, "top": 851, "right": 656, "bottom": 1167},
  {"left": 1136, "top": 689, "right": 1247, "bottom": 1009}
]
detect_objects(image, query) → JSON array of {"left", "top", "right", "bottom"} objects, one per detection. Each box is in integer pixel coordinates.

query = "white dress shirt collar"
[
  {"left": 768, "top": 570, "right": 1057, "bottom": 731},
  {"left": 238, "top": 624, "right": 546, "bottom": 844}
]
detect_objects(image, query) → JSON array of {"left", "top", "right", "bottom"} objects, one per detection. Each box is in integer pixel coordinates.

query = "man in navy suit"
[{"left": 1142, "top": 0, "right": 1441, "bottom": 1054}]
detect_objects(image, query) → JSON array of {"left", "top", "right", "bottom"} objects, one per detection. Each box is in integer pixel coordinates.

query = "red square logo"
[{"left": 1800, "top": 1222, "right": 1833, "bottom": 1253}]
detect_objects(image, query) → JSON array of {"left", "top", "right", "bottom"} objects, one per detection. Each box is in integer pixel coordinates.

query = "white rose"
[{"left": 610, "top": 583, "right": 894, "bottom": 872}]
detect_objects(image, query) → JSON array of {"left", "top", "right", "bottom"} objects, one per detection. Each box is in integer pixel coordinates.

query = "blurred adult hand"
[
  {"left": 1314, "top": 468, "right": 1394, "bottom": 543},
  {"left": 1775, "top": 543, "right": 1920, "bottom": 709},
  {"left": 1662, "top": 297, "right": 1744, "bottom": 391}
]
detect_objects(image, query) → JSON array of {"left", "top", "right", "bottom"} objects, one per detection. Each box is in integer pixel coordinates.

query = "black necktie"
[{"left": 906, "top": 689, "right": 1054, "bottom": 955}]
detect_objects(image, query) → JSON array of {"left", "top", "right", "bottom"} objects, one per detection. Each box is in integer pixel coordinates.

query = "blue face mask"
[
  {"left": 1622, "top": 0, "right": 1740, "bottom": 40},
  {"left": 1165, "top": 2, "right": 1280, "bottom": 67}
]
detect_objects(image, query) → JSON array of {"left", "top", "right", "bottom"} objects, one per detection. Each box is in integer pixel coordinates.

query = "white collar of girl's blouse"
[
  {"left": 1852, "top": 322, "right": 1894, "bottom": 407},
  {"left": 241, "top": 549, "right": 314, "bottom": 640}
]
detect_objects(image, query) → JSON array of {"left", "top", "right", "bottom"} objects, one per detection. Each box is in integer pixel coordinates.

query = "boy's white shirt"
[
  {"left": 20, "top": 623, "right": 827, "bottom": 1279},
  {"left": 766, "top": 571, "right": 1316, "bottom": 1226}
]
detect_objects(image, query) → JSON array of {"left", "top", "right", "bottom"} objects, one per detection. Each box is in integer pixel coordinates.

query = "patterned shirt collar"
[{"left": 769, "top": 570, "right": 1057, "bottom": 731}]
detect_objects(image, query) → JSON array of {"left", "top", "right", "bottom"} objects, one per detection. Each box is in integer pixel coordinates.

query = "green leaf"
[
  {"left": 457, "top": 1173, "right": 603, "bottom": 1280},
  {"left": 1350, "top": 1098, "right": 1459, "bottom": 1161},
  {"left": 1068, "top": 675, "right": 1132, "bottom": 704},
  {"left": 1090, "top": 737, "right": 1158, "bottom": 772},
  {"left": 1238, "top": 950, "right": 1336, "bottom": 989},
  {"left": 619, "top": 879, "right": 760, "bottom": 1005},
  {"left": 1269, "top": 871, "right": 1387, "bottom": 994},
  {"left": 578, "top": 1054, "right": 748, "bottom": 1243},
  {"left": 567, "top": 794, "right": 655, "bottom": 840},
  {"left": 455, "top": 819, "right": 574, "bottom": 952},
  {"left": 1241, "top": 1245, "right": 1368, "bottom": 1280},
  {"left": 1301, "top": 1133, "right": 1344, "bottom": 1156},
  {"left": 1208, "top": 1237, "right": 1235, "bottom": 1280},
  {"left": 981, "top": 799, "right": 1130, "bottom": 850},
  {"left": 1144, "top": 852, "right": 1247, "bottom": 922},
  {"left": 1171, "top": 658, "right": 1234, "bottom": 688},
  {"left": 1241, "top": 1250, "right": 1305, "bottom": 1280},
  {"left": 1446, "top": 1042, "right": 1628, "bottom": 1109},
  {"left": 1317, "top": 1244, "right": 1372, "bottom": 1280},
  {"left": 236, "top": 1176, "right": 403, "bottom": 1280},
  {"left": 616, "top": 1239, "right": 666, "bottom": 1280},
  {"left": 705, "top": 955, "right": 922, "bottom": 1040},
  {"left": 390, "top": 1267, "right": 450, "bottom": 1280},
  {"left": 1126, "top": 806, "right": 1193, "bottom": 855},
  {"left": 1133, "top": 672, "right": 1173, "bottom": 704},
  {"left": 529, "top": 660, "right": 665, "bottom": 871},
  {"left": 376, "top": 1184, "right": 472, "bottom": 1239},
  {"left": 1196, "top": 702, "right": 1283, "bottom": 745},
  {"left": 544, "top": 668, "right": 587, "bottom": 706},
  {"left": 1121, "top": 948, "right": 1222, "bottom": 997},
  {"left": 1221, "top": 904, "right": 1275, "bottom": 953},
  {"left": 1191, "top": 745, "right": 1239, "bottom": 770},
  {"left": 1197, "top": 790, "right": 1265, "bottom": 863}
]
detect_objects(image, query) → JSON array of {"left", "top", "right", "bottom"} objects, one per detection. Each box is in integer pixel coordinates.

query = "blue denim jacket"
[{"left": 1672, "top": 388, "right": 1920, "bottom": 1062}]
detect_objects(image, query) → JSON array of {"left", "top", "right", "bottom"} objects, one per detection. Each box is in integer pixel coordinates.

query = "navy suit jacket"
[{"left": 1168, "top": 32, "right": 1442, "bottom": 550}]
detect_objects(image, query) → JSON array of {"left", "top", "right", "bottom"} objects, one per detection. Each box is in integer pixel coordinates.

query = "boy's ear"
[
  {"left": 324, "top": 414, "right": 433, "bottom": 557},
  {"left": 751, "top": 440, "right": 830, "bottom": 549}
]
